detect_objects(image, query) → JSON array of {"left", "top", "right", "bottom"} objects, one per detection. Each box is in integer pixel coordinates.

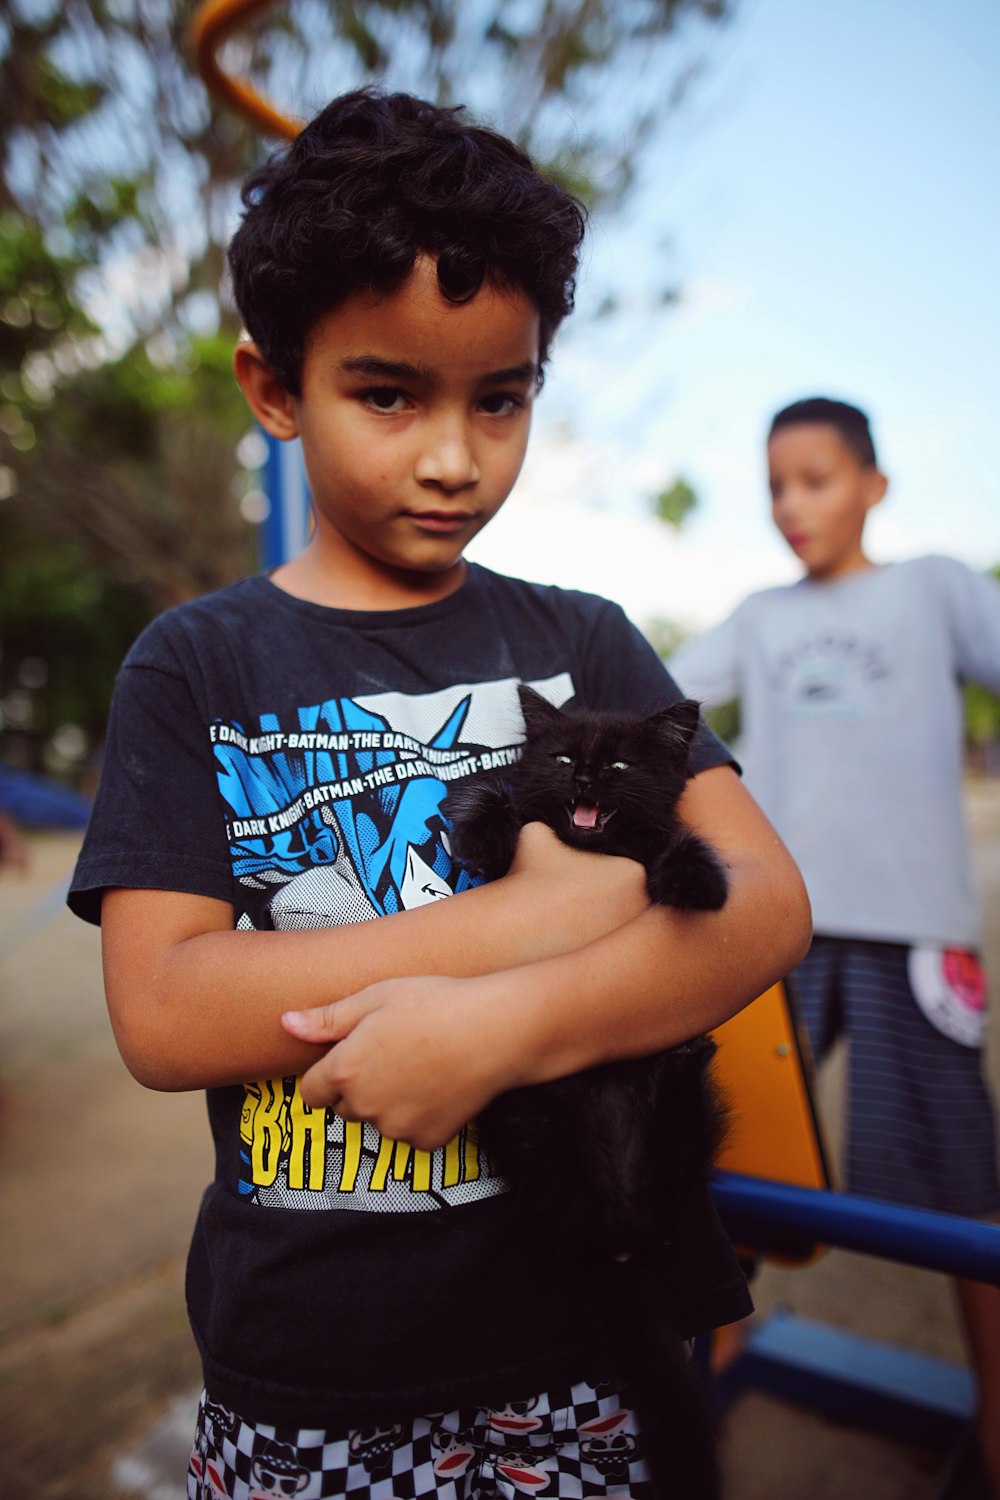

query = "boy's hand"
[
  {"left": 282, "top": 975, "right": 513, "bottom": 1151},
  {"left": 279, "top": 827, "right": 648, "bottom": 1150},
  {"left": 506, "top": 820, "right": 649, "bottom": 940}
]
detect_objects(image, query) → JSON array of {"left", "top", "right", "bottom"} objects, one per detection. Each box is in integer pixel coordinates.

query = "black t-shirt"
[{"left": 70, "top": 564, "right": 751, "bottom": 1427}]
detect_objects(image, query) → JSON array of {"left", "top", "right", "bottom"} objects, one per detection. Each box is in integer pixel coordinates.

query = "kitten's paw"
[
  {"left": 648, "top": 832, "right": 728, "bottom": 910},
  {"left": 444, "top": 775, "right": 520, "bottom": 881}
]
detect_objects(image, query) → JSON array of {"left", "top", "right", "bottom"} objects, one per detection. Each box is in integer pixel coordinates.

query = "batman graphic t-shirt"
[{"left": 70, "top": 564, "right": 750, "bottom": 1426}]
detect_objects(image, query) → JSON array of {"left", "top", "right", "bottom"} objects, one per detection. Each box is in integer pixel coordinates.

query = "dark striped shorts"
[
  {"left": 786, "top": 936, "right": 1000, "bottom": 1217},
  {"left": 187, "top": 1378, "right": 654, "bottom": 1500}
]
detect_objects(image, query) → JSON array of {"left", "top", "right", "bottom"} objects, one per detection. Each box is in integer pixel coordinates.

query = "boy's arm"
[
  {"left": 285, "top": 764, "right": 812, "bottom": 1149},
  {"left": 940, "top": 557, "right": 1000, "bottom": 692},
  {"left": 100, "top": 823, "right": 649, "bottom": 1091},
  {"left": 668, "top": 609, "right": 743, "bottom": 707}
]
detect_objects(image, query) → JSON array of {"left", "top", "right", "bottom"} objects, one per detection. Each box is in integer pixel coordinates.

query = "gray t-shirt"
[{"left": 670, "top": 555, "right": 1000, "bottom": 948}]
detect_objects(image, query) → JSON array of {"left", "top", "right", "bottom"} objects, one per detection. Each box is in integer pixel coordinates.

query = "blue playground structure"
[
  {"left": 713, "top": 1173, "right": 1000, "bottom": 1496},
  {"left": 261, "top": 432, "right": 311, "bottom": 573}
]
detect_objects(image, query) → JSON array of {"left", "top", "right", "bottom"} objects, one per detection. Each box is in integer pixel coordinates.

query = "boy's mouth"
[
  {"left": 404, "top": 509, "right": 475, "bottom": 534},
  {"left": 569, "top": 800, "right": 614, "bottom": 832}
]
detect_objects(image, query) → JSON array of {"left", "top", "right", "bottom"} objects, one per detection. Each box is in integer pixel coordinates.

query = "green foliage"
[
  {"left": 8, "top": 326, "right": 258, "bottom": 607},
  {"left": 0, "top": 212, "right": 95, "bottom": 367},
  {"left": 340, "top": 5, "right": 390, "bottom": 70},
  {"left": 704, "top": 698, "right": 740, "bottom": 747},
  {"left": 654, "top": 476, "right": 698, "bottom": 529},
  {"left": 0, "top": 516, "right": 151, "bottom": 779},
  {"left": 965, "top": 682, "right": 1000, "bottom": 747},
  {"left": 642, "top": 615, "right": 691, "bottom": 659},
  {"left": 34, "top": 54, "right": 106, "bottom": 129},
  {"left": 63, "top": 176, "right": 148, "bottom": 258}
]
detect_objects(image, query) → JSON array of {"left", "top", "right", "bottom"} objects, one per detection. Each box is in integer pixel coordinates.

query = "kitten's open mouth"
[{"left": 569, "top": 801, "right": 614, "bottom": 832}]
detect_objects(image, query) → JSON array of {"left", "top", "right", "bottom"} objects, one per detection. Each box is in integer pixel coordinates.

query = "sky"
[{"left": 467, "top": 0, "right": 1000, "bottom": 631}]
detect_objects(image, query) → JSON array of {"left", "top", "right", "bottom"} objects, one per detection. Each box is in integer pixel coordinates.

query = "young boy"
[
  {"left": 69, "top": 91, "right": 809, "bottom": 1498},
  {"left": 671, "top": 395, "right": 1000, "bottom": 1493}
]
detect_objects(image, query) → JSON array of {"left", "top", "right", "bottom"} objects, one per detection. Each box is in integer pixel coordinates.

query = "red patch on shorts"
[
  {"left": 496, "top": 1461, "right": 550, "bottom": 1491},
  {"left": 434, "top": 1447, "right": 475, "bottom": 1476},
  {"left": 492, "top": 1414, "right": 542, "bottom": 1432},
  {"left": 579, "top": 1410, "right": 629, "bottom": 1437}
]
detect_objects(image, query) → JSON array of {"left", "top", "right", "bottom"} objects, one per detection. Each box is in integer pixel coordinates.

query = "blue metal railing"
[{"left": 713, "top": 1171, "right": 1000, "bottom": 1285}]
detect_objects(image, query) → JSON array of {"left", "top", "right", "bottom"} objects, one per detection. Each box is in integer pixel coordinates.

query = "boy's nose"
[{"left": 414, "top": 418, "right": 480, "bottom": 492}]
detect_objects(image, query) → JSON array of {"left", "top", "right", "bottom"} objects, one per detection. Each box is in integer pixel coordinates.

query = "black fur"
[{"left": 444, "top": 685, "right": 730, "bottom": 1500}]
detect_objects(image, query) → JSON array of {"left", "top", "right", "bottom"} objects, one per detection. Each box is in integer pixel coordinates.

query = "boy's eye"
[
  {"left": 608, "top": 761, "right": 630, "bottom": 771},
  {"left": 362, "top": 386, "right": 409, "bottom": 413},
  {"left": 479, "top": 391, "right": 524, "bottom": 417},
  {"left": 552, "top": 753, "right": 573, "bottom": 765}
]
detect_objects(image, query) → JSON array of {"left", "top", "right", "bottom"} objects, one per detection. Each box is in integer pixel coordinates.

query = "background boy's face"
[
  {"left": 768, "top": 422, "right": 887, "bottom": 581},
  {"left": 244, "top": 255, "right": 539, "bottom": 597}
]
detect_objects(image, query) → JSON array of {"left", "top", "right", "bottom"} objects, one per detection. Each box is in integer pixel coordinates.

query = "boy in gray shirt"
[{"left": 672, "top": 396, "right": 1000, "bottom": 1494}]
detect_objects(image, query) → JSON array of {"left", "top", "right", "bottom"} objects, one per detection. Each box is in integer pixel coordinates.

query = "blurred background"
[
  {"left": 1, "top": 2, "right": 999, "bottom": 1496},
  {"left": 2, "top": 0, "right": 999, "bottom": 789}
]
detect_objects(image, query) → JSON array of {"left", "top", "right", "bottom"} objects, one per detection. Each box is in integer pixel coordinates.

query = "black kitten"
[{"left": 444, "top": 685, "right": 730, "bottom": 1500}]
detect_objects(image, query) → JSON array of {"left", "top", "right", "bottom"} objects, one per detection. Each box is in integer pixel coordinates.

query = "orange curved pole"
[{"left": 189, "top": 0, "right": 302, "bottom": 140}]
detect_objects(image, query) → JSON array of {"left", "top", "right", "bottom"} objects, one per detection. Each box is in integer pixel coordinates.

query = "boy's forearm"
[
  {"left": 495, "top": 766, "right": 814, "bottom": 1086},
  {"left": 480, "top": 841, "right": 811, "bottom": 1091},
  {"left": 104, "top": 827, "right": 647, "bottom": 1091},
  {"left": 286, "top": 832, "right": 812, "bottom": 1150}
]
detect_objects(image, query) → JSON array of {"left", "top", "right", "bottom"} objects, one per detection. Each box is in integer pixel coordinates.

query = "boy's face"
[
  {"left": 238, "top": 255, "right": 539, "bottom": 604},
  {"left": 768, "top": 423, "right": 887, "bottom": 581}
]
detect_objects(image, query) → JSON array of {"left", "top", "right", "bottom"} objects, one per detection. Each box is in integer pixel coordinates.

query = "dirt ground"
[{"left": 2, "top": 781, "right": 1000, "bottom": 1498}]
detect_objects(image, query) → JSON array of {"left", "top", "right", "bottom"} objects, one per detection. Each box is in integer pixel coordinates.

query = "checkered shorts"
[{"left": 187, "top": 1378, "right": 654, "bottom": 1500}]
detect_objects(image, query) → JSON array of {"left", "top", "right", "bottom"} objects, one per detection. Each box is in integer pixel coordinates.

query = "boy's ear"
[
  {"left": 864, "top": 467, "right": 889, "bottom": 512},
  {"left": 233, "top": 341, "right": 300, "bottom": 441}
]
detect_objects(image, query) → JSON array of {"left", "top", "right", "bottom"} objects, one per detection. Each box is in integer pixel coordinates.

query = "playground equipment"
[
  {"left": 190, "top": 6, "right": 1000, "bottom": 1491},
  {"left": 190, "top": 0, "right": 299, "bottom": 139},
  {"left": 712, "top": 986, "right": 998, "bottom": 1490}
]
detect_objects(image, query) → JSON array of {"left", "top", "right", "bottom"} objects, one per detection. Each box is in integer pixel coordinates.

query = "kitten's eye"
[
  {"left": 608, "top": 761, "right": 630, "bottom": 771},
  {"left": 552, "top": 753, "right": 573, "bottom": 765}
]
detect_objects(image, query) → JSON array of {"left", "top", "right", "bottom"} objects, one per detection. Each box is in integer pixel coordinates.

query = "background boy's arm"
[
  {"left": 101, "top": 823, "right": 649, "bottom": 1091},
  {"left": 285, "top": 764, "right": 812, "bottom": 1149},
  {"left": 940, "top": 556, "right": 1000, "bottom": 692},
  {"left": 668, "top": 607, "right": 743, "bottom": 707}
]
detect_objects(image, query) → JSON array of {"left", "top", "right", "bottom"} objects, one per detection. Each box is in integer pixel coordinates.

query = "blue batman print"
[{"left": 211, "top": 688, "right": 520, "bottom": 928}]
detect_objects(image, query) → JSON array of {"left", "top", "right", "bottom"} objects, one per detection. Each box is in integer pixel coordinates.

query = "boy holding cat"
[
  {"left": 671, "top": 395, "right": 1000, "bottom": 1494},
  {"left": 69, "top": 90, "right": 809, "bottom": 1497}
]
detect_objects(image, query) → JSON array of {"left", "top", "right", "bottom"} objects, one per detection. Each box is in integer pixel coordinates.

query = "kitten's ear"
[
  {"left": 517, "top": 684, "right": 567, "bottom": 734},
  {"left": 646, "top": 698, "right": 701, "bottom": 751}
]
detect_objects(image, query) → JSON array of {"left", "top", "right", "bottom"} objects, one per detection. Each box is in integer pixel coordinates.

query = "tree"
[
  {"left": 0, "top": 510, "right": 150, "bottom": 778},
  {"left": 0, "top": 0, "right": 733, "bottom": 776},
  {"left": 1, "top": 1, "right": 733, "bottom": 587}
]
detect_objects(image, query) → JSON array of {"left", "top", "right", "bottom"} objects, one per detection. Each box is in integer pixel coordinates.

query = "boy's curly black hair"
[{"left": 227, "top": 89, "right": 587, "bottom": 395}]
